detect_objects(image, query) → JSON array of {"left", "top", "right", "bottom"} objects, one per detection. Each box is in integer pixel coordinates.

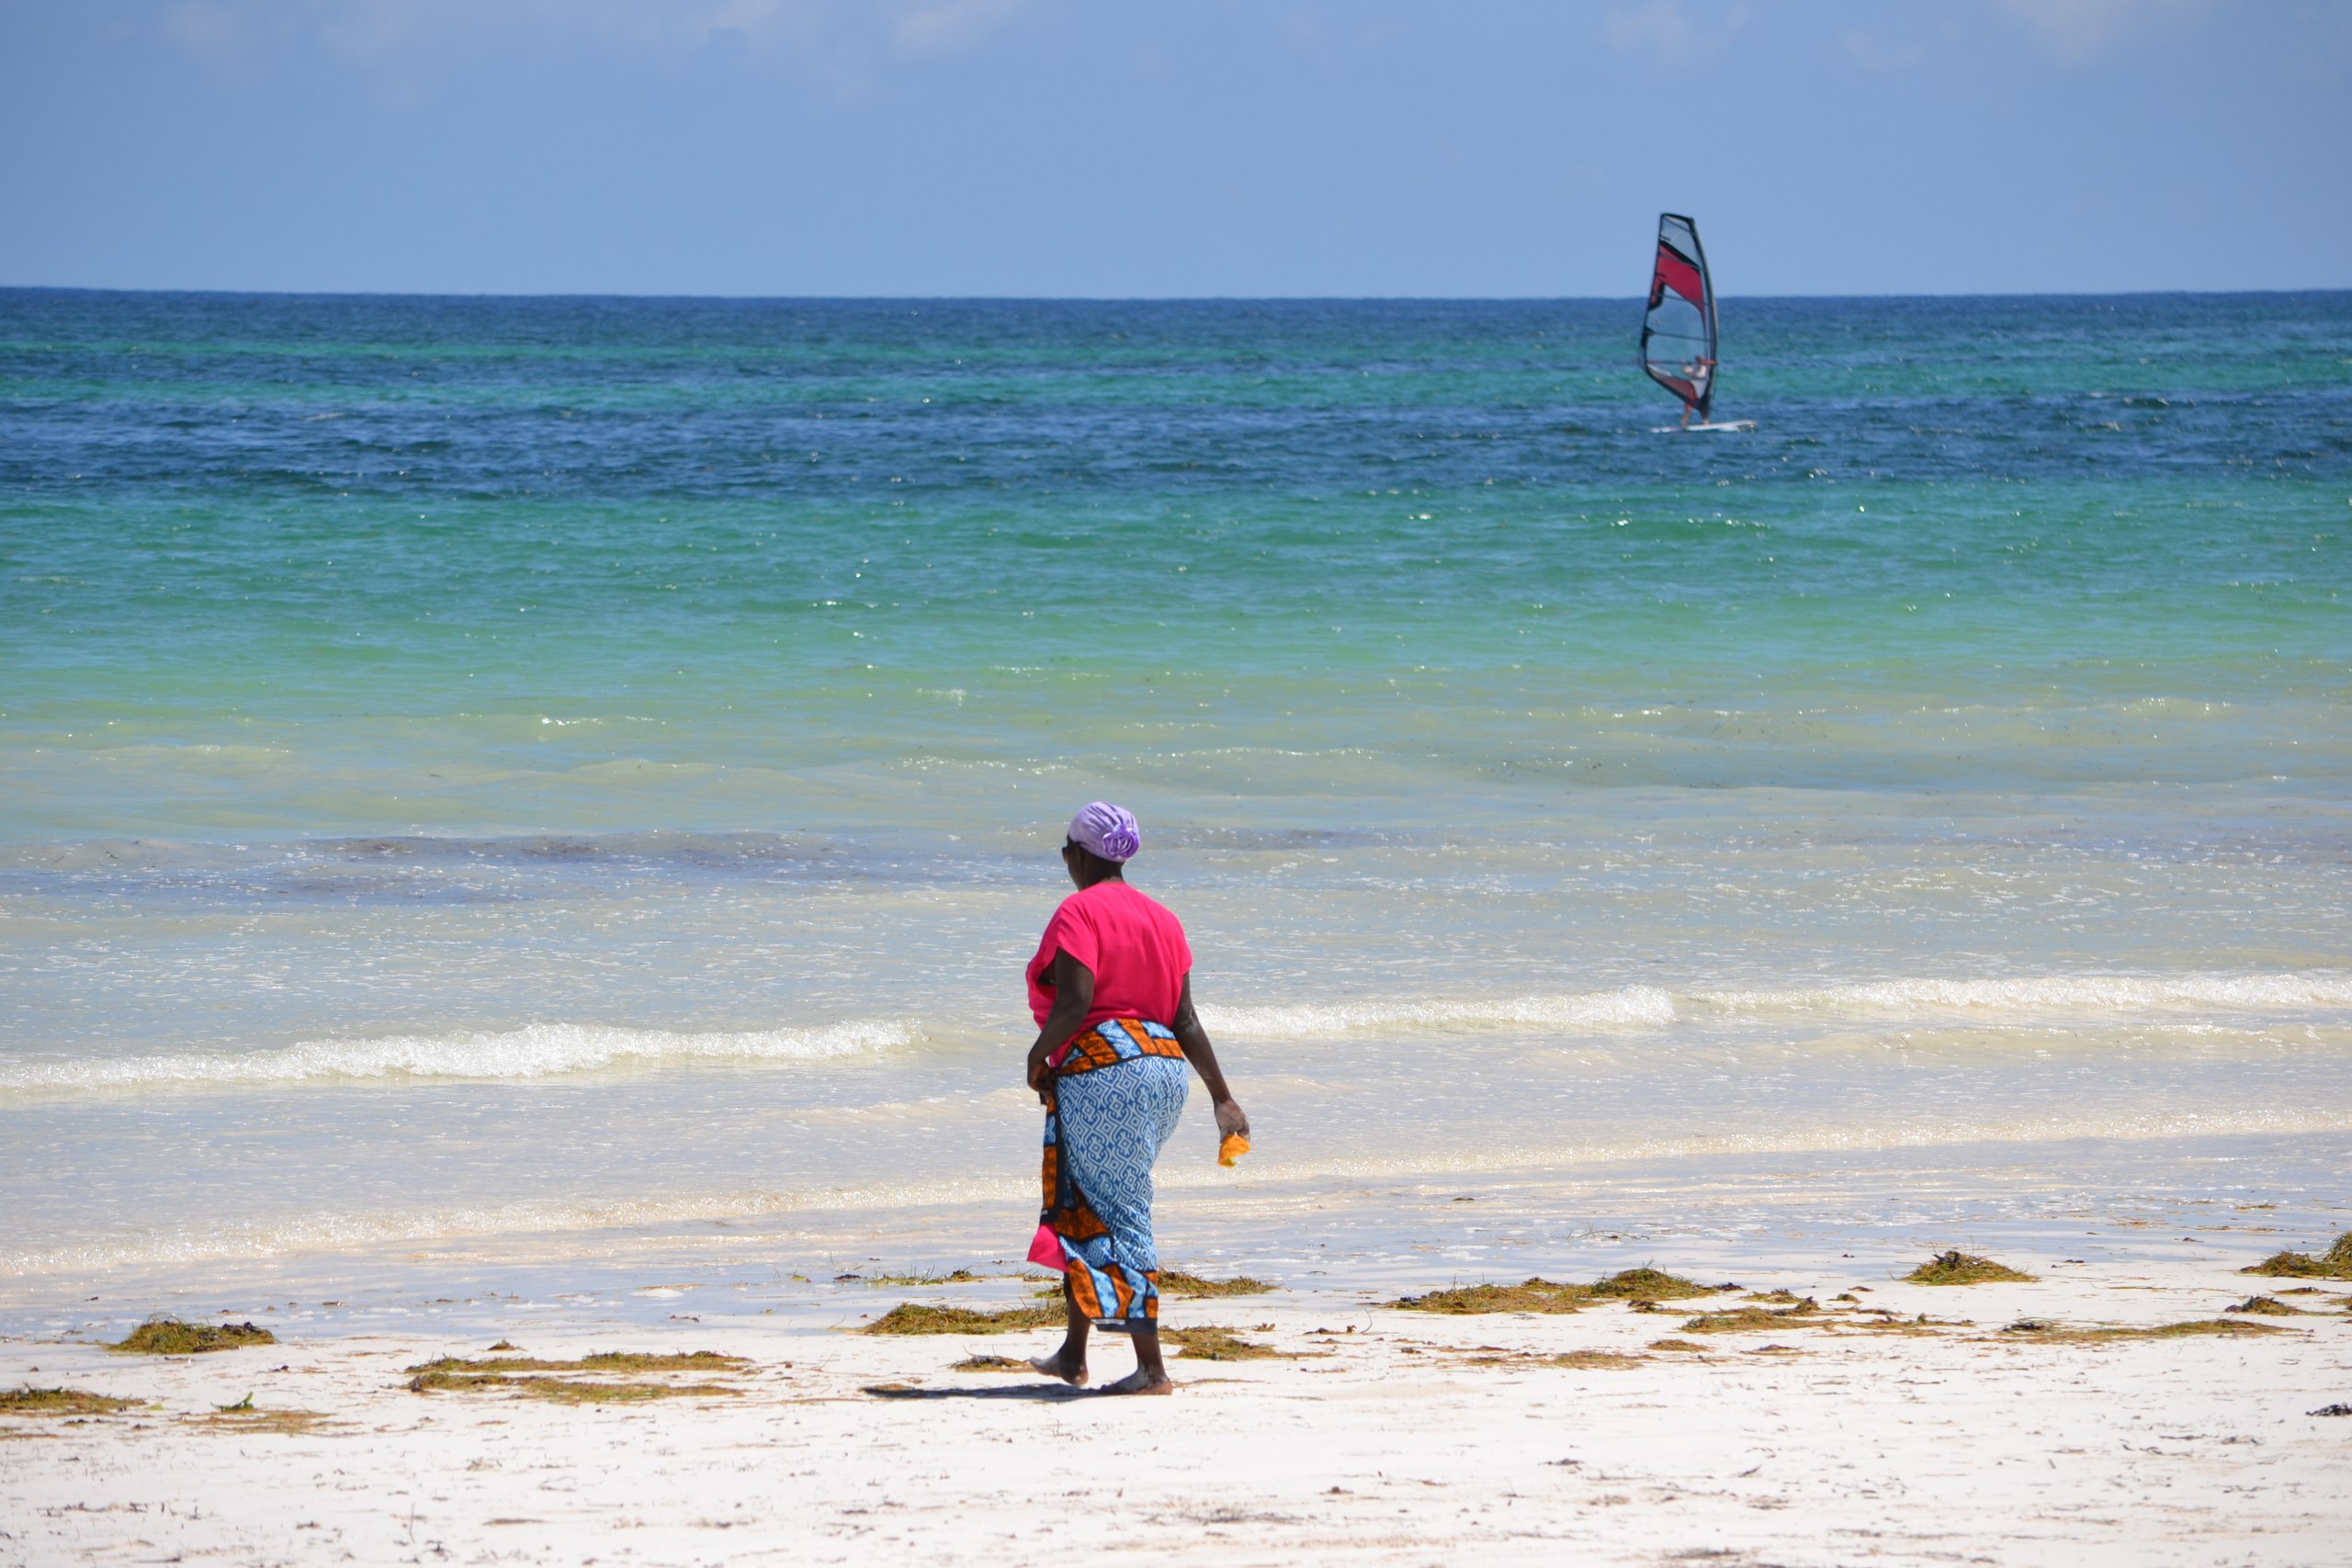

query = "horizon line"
[{"left": 5, "top": 284, "right": 2350, "bottom": 306}]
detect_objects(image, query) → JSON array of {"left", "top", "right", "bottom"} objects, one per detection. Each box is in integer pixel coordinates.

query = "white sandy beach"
[{"left": 6, "top": 1199, "right": 2347, "bottom": 1568}]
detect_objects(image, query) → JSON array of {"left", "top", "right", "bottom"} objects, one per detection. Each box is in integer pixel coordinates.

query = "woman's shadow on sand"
[{"left": 861, "top": 1381, "right": 1102, "bottom": 1402}]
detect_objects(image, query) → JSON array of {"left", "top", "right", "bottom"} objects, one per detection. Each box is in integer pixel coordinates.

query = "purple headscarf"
[{"left": 1068, "top": 801, "right": 1141, "bottom": 863}]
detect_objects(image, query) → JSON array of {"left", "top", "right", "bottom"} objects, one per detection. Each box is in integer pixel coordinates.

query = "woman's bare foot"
[
  {"left": 1025, "top": 1349, "right": 1088, "bottom": 1386},
  {"left": 1099, "top": 1367, "right": 1174, "bottom": 1395}
]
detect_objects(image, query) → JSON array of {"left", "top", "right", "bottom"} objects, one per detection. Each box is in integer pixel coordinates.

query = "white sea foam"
[
  {"left": 1691, "top": 974, "right": 2352, "bottom": 1020},
  {"left": 8, "top": 973, "right": 2343, "bottom": 1095},
  {"left": 1197, "top": 973, "right": 2352, "bottom": 1041},
  {"left": 0, "top": 1171, "right": 1033, "bottom": 1276},
  {"left": 1200, "top": 987, "right": 1678, "bottom": 1040},
  {"left": 0, "top": 1019, "right": 916, "bottom": 1094}
]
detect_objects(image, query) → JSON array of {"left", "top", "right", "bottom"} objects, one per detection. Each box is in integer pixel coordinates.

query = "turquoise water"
[{"left": 2, "top": 290, "right": 2347, "bottom": 1290}]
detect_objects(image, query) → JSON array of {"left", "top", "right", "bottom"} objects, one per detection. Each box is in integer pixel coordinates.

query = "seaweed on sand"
[
  {"left": 107, "top": 1319, "right": 277, "bottom": 1355},
  {"left": 1646, "top": 1338, "right": 1707, "bottom": 1352},
  {"left": 404, "top": 1351, "right": 748, "bottom": 1375},
  {"left": 409, "top": 1371, "right": 739, "bottom": 1403},
  {"left": 1905, "top": 1251, "right": 2037, "bottom": 1286},
  {"left": 404, "top": 1349, "right": 751, "bottom": 1401},
  {"left": 1671, "top": 1296, "right": 1962, "bottom": 1337},
  {"left": 1390, "top": 1268, "right": 1724, "bottom": 1314},
  {"left": 862, "top": 1269, "right": 982, "bottom": 1287},
  {"left": 1157, "top": 1271, "right": 1273, "bottom": 1298},
  {"left": 1837, "top": 1311, "right": 1968, "bottom": 1335},
  {"left": 0, "top": 1387, "right": 138, "bottom": 1416},
  {"left": 1679, "top": 1300, "right": 1832, "bottom": 1335},
  {"left": 1997, "top": 1317, "right": 2295, "bottom": 1342},
  {"left": 951, "top": 1355, "right": 1029, "bottom": 1371},
  {"left": 1388, "top": 1279, "right": 1593, "bottom": 1314},
  {"left": 2226, "top": 1296, "right": 2310, "bottom": 1316},
  {"left": 1445, "top": 1346, "right": 1646, "bottom": 1370},
  {"left": 1587, "top": 1269, "right": 1719, "bottom": 1302},
  {"left": 862, "top": 1302, "right": 1064, "bottom": 1335},
  {"left": 187, "top": 1401, "right": 337, "bottom": 1433},
  {"left": 1161, "top": 1325, "right": 1295, "bottom": 1361},
  {"left": 2240, "top": 1232, "right": 2352, "bottom": 1280}
]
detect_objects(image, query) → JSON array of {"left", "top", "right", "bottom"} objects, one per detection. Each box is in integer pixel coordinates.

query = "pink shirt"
[{"left": 1026, "top": 880, "right": 1193, "bottom": 1032}]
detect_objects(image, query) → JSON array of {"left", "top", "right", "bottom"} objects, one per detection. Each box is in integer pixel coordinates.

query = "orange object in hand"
[{"left": 1218, "top": 1133, "right": 1250, "bottom": 1167}]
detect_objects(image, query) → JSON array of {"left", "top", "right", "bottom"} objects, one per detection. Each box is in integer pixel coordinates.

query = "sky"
[{"left": 2, "top": 0, "right": 2348, "bottom": 298}]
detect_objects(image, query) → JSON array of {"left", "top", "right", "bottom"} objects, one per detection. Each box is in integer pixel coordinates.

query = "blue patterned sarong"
[{"left": 1038, "top": 1019, "right": 1190, "bottom": 1329}]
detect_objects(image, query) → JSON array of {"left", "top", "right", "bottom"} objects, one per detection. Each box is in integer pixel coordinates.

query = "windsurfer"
[
  {"left": 1679, "top": 355, "right": 1715, "bottom": 426},
  {"left": 1641, "top": 214, "right": 1735, "bottom": 431}
]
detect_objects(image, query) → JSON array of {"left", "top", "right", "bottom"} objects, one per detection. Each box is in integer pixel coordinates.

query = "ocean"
[{"left": 2, "top": 289, "right": 2347, "bottom": 1323}]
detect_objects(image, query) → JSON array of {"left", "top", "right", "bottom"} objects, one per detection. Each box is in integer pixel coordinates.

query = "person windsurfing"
[{"left": 1639, "top": 213, "right": 1745, "bottom": 431}]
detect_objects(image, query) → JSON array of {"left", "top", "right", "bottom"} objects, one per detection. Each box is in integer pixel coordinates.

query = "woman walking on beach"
[{"left": 1023, "top": 803, "right": 1249, "bottom": 1395}]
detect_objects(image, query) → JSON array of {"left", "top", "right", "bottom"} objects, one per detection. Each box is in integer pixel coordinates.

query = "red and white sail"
[{"left": 1639, "top": 213, "right": 1718, "bottom": 420}]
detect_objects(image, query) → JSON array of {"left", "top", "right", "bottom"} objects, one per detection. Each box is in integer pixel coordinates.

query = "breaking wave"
[
  {"left": 7, "top": 972, "right": 2345, "bottom": 1094},
  {"left": 1200, "top": 972, "right": 2352, "bottom": 1040},
  {"left": 1691, "top": 973, "right": 2352, "bottom": 1019},
  {"left": 1201, "top": 987, "right": 1679, "bottom": 1039},
  {"left": 0, "top": 1019, "right": 918, "bottom": 1094}
]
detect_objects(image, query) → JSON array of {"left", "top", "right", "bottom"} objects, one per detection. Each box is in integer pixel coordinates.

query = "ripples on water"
[{"left": 0, "top": 290, "right": 2346, "bottom": 1280}]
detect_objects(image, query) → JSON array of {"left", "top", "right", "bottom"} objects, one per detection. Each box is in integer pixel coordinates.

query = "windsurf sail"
[{"left": 1639, "top": 212, "right": 1717, "bottom": 421}]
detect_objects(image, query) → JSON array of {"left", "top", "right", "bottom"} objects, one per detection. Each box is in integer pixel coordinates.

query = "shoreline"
[{"left": 7, "top": 1127, "right": 2349, "bottom": 1336}]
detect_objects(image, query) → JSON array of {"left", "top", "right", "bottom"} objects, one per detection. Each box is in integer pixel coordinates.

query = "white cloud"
[
  {"left": 892, "top": 0, "right": 1028, "bottom": 56},
  {"left": 153, "top": 0, "right": 1028, "bottom": 77},
  {"left": 1995, "top": 0, "right": 2204, "bottom": 62},
  {"left": 164, "top": 0, "right": 243, "bottom": 62},
  {"left": 1601, "top": 0, "right": 1744, "bottom": 64},
  {"left": 1602, "top": 0, "right": 1693, "bottom": 60}
]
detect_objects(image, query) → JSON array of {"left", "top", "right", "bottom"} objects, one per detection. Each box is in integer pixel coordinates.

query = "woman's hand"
[
  {"left": 1025, "top": 1041, "right": 1057, "bottom": 1100},
  {"left": 1213, "top": 1097, "right": 1250, "bottom": 1141},
  {"left": 1173, "top": 975, "right": 1247, "bottom": 1142}
]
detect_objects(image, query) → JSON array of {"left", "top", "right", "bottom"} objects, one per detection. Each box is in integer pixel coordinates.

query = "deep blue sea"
[{"left": 2, "top": 290, "right": 2346, "bottom": 1300}]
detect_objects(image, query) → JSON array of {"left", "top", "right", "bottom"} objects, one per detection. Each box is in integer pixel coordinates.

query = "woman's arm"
[
  {"left": 1170, "top": 973, "right": 1250, "bottom": 1140},
  {"left": 1025, "top": 948, "right": 1094, "bottom": 1100}
]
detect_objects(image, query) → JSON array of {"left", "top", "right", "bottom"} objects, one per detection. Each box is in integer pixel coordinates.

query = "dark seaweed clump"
[
  {"left": 1161, "top": 1325, "right": 1294, "bottom": 1361},
  {"left": 2240, "top": 1232, "right": 2352, "bottom": 1280},
  {"left": 862, "top": 1302, "right": 1063, "bottom": 1335},
  {"left": 1390, "top": 1268, "right": 1721, "bottom": 1314},
  {"left": 1999, "top": 1317, "right": 2291, "bottom": 1342},
  {"left": 107, "top": 1319, "right": 277, "bottom": 1355},
  {"left": 403, "top": 1350, "right": 750, "bottom": 1402},
  {"left": 1, "top": 1386, "right": 138, "bottom": 1416},
  {"left": 1679, "top": 1300, "right": 1830, "bottom": 1335},
  {"left": 1389, "top": 1279, "right": 1592, "bottom": 1314},
  {"left": 1157, "top": 1271, "right": 1274, "bottom": 1298},
  {"left": 1588, "top": 1268, "right": 1720, "bottom": 1301},
  {"left": 405, "top": 1350, "right": 746, "bottom": 1375},
  {"left": 1905, "top": 1251, "right": 2037, "bottom": 1286}
]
